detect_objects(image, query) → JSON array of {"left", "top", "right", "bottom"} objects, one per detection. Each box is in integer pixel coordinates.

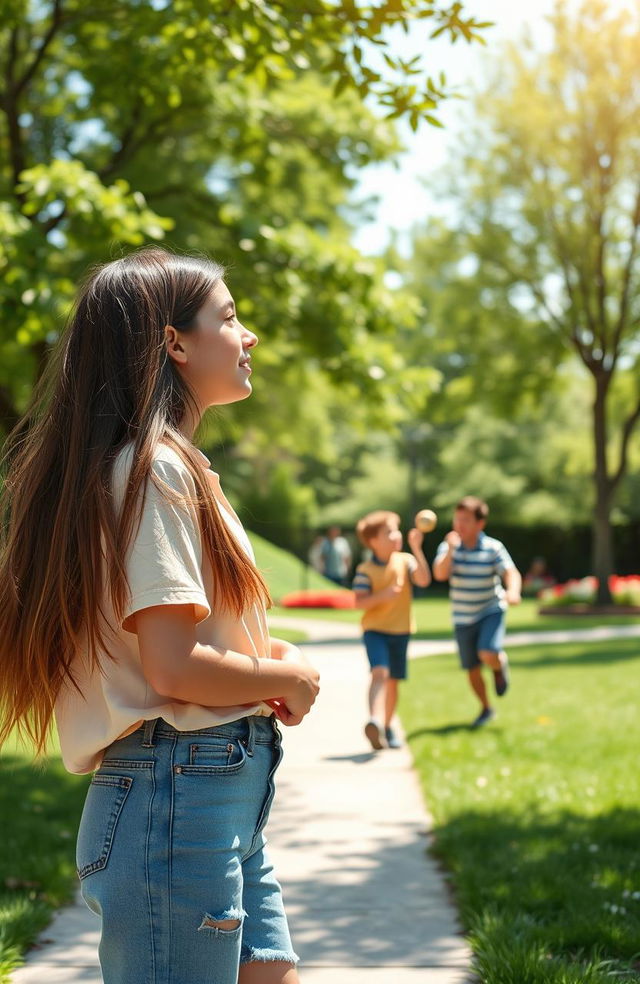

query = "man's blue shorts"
[
  {"left": 363, "top": 630, "right": 410, "bottom": 680},
  {"left": 454, "top": 609, "right": 505, "bottom": 670}
]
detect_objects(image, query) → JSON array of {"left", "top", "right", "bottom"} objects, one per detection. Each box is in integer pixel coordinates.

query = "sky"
[{"left": 350, "top": 0, "right": 559, "bottom": 255}]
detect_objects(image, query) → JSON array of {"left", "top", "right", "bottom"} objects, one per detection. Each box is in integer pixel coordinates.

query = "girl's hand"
[
  {"left": 407, "top": 527, "right": 424, "bottom": 553},
  {"left": 265, "top": 663, "right": 320, "bottom": 727}
]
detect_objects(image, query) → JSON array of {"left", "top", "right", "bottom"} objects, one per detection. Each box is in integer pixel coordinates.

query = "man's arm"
[
  {"left": 433, "top": 531, "right": 461, "bottom": 581},
  {"left": 503, "top": 566, "right": 522, "bottom": 605}
]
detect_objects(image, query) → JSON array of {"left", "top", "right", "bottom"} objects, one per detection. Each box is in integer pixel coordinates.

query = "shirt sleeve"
[
  {"left": 352, "top": 565, "right": 372, "bottom": 593},
  {"left": 494, "top": 542, "right": 515, "bottom": 575},
  {"left": 122, "top": 456, "right": 211, "bottom": 632},
  {"left": 435, "top": 541, "right": 449, "bottom": 560},
  {"left": 406, "top": 554, "right": 418, "bottom": 574}
]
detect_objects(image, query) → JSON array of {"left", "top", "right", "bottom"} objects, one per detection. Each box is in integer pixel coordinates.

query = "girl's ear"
[{"left": 164, "top": 325, "right": 188, "bottom": 365}]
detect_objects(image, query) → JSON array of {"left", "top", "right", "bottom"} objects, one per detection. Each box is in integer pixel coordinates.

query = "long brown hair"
[{"left": 0, "top": 247, "right": 270, "bottom": 754}]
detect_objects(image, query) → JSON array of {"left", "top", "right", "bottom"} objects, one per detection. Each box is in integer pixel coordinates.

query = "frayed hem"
[{"left": 240, "top": 947, "right": 300, "bottom": 965}]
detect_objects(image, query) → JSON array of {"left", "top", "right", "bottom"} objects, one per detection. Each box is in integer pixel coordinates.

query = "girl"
[{"left": 0, "top": 247, "right": 320, "bottom": 984}]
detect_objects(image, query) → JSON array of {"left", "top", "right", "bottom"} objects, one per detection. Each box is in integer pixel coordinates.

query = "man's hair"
[
  {"left": 455, "top": 496, "right": 489, "bottom": 521},
  {"left": 356, "top": 510, "right": 401, "bottom": 546}
]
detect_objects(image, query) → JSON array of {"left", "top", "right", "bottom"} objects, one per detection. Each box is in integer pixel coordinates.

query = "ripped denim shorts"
[{"left": 76, "top": 714, "right": 298, "bottom": 983}]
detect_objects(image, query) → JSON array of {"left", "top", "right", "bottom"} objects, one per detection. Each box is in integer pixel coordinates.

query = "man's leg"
[
  {"left": 477, "top": 611, "right": 509, "bottom": 696},
  {"left": 467, "top": 666, "right": 489, "bottom": 707},
  {"left": 455, "top": 622, "right": 495, "bottom": 727}
]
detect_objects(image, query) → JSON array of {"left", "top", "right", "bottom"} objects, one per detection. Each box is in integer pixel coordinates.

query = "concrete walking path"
[
  {"left": 13, "top": 616, "right": 638, "bottom": 982},
  {"left": 12, "top": 619, "right": 474, "bottom": 983}
]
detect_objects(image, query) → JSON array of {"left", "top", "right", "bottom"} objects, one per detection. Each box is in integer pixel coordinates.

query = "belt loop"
[
  {"left": 245, "top": 716, "right": 255, "bottom": 756},
  {"left": 142, "top": 718, "right": 159, "bottom": 748}
]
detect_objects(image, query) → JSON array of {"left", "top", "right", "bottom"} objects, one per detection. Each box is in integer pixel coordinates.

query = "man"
[
  {"left": 433, "top": 496, "right": 521, "bottom": 728},
  {"left": 320, "top": 526, "right": 352, "bottom": 586}
]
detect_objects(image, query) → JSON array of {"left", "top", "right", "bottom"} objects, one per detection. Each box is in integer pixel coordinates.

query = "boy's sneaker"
[
  {"left": 493, "top": 654, "right": 510, "bottom": 697},
  {"left": 364, "top": 719, "right": 384, "bottom": 750},
  {"left": 471, "top": 707, "right": 496, "bottom": 729},
  {"left": 385, "top": 726, "right": 403, "bottom": 749}
]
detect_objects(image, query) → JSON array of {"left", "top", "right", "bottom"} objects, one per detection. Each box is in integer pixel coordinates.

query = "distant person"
[
  {"left": 352, "top": 510, "right": 431, "bottom": 750},
  {"left": 308, "top": 534, "right": 326, "bottom": 575},
  {"left": 433, "top": 496, "right": 521, "bottom": 729},
  {"left": 523, "top": 556, "right": 555, "bottom": 596},
  {"left": 320, "top": 525, "right": 352, "bottom": 586}
]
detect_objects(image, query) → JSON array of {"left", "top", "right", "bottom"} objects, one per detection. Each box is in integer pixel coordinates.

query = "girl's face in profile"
[{"left": 171, "top": 281, "right": 258, "bottom": 409}]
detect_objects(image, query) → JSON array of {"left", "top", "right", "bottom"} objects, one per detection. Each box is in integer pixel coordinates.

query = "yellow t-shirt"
[
  {"left": 55, "top": 443, "right": 272, "bottom": 775},
  {"left": 353, "top": 551, "right": 418, "bottom": 634}
]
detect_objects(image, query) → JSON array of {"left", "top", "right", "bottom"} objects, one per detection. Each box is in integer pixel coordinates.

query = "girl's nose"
[{"left": 242, "top": 326, "right": 258, "bottom": 349}]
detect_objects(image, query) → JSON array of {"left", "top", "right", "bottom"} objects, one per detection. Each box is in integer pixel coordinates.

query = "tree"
[
  {"left": 406, "top": 0, "right": 640, "bottom": 601},
  {"left": 0, "top": 0, "right": 489, "bottom": 434}
]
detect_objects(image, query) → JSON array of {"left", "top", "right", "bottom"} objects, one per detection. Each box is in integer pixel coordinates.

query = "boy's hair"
[
  {"left": 455, "top": 496, "right": 489, "bottom": 521},
  {"left": 356, "top": 510, "right": 401, "bottom": 546}
]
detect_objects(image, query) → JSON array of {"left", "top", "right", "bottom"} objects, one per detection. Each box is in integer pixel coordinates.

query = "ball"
[{"left": 415, "top": 509, "right": 437, "bottom": 533}]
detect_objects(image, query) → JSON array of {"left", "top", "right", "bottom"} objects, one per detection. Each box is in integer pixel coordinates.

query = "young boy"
[
  {"left": 433, "top": 496, "right": 522, "bottom": 729},
  {"left": 352, "top": 510, "right": 431, "bottom": 750}
]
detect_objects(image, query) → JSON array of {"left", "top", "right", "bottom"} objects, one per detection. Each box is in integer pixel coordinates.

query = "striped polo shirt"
[{"left": 435, "top": 532, "right": 514, "bottom": 626}]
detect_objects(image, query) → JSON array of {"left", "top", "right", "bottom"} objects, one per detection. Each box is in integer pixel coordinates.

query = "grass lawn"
[
  {"left": 271, "top": 595, "right": 640, "bottom": 638},
  {"left": 400, "top": 636, "right": 640, "bottom": 983},
  {"left": 249, "top": 532, "right": 332, "bottom": 601},
  {"left": 0, "top": 740, "right": 89, "bottom": 981}
]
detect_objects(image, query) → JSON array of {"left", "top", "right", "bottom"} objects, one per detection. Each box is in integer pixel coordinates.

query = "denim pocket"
[
  {"left": 175, "top": 738, "right": 247, "bottom": 775},
  {"left": 76, "top": 774, "right": 132, "bottom": 880}
]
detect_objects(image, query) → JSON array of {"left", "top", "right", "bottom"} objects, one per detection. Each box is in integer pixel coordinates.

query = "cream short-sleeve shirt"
[{"left": 55, "top": 443, "right": 272, "bottom": 774}]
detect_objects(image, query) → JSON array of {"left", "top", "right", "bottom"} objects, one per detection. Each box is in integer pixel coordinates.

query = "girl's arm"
[
  {"left": 270, "top": 637, "right": 311, "bottom": 665},
  {"left": 133, "top": 605, "right": 319, "bottom": 724}
]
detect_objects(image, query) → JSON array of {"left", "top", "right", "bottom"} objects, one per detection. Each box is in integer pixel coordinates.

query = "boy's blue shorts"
[
  {"left": 454, "top": 609, "right": 505, "bottom": 670},
  {"left": 363, "top": 630, "right": 410, "bottom": 680}
]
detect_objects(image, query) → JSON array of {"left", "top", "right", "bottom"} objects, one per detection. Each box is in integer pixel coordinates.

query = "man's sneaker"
[
  {"left": 471, "top": 707, "right": 496, "bottom": 729},
  {"left": 493, "top": 654, "right": 510, "bottom": 697},
  {"left": 385, "top": 726, "right": 403, "bottom": 749},
  {"left": 364, "top": 719, "right": 384, "bottom": 750}
]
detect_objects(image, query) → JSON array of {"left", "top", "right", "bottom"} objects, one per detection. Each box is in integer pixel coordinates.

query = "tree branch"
[
  {"left": 2, "top": 27, "right": 27, "bottom": 198},
  {"left": 611, "top": 178, "right": 640, "bottom": 371},
  {"left": 13, "top": 0, "right": 64, "bottom": 100},
  {"left": 610, "top": 390, "right": 640, "bottom": 493},
  {"left": 97, "top": 106, "right": 186, "bottom": 183}
]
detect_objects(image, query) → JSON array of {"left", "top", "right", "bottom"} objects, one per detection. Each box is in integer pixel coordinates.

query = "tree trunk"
[{"left": 592, "top": 373, "right": 614, "bottom": 604}]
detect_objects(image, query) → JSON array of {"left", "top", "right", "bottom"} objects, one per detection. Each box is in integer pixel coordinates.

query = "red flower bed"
[
  {"left": 539, "top": 574, "right": 640, "bottom": 607},
  {"left": 280, "top": 589, "right": 356, "bottom": 609}
]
